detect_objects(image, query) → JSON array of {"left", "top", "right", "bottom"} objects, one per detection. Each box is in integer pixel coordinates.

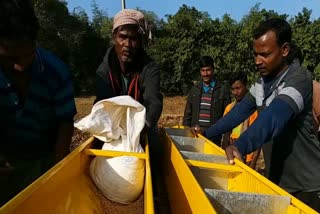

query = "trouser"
[
  {"left": 291, "top": 190, "right": 320, "bottom": 212},
  {"left": 0, "top": 155, "right": 54, "bottom": 206},
  {"left": 147, "top": 126, "right": 171, "bottom": 213},
  {"left": 262, "top": 143, "right": 273, "bottom": 178},
  {"left": 147, "top": 126, "right": 162, "bottom": 179}
]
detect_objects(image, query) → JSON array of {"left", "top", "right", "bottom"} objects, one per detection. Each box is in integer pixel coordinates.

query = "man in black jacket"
[
  {"left": 183, "top": 56, "right": 230, "bottom": 145},
  {"left": 95, "top": 9, "right": 163, "bottom": 128},
  {"left": 94, "top": 9, "right": 164, "bottom": 202}
]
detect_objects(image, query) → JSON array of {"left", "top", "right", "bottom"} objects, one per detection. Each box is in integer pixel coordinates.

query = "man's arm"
[
  {"left": 222, "top": 83, "right": 231, "bottom": 110},
  {"left": 183, "top": 93, "right": 193, "bottom": 127},
  {"left": 204, "top": 94, "right": 256, "bottom": 139},
  {"left": 227, "top": 64, "right": 312, "bottom": 163},
  {"left": 53, "top": 65, "right": 77, "bottom": 162},
  {"left": 94, "top": 51, "right": 114, "bottom": 104},
  {"left": 234, "top": 98, "right": 295, "bottom": 155},
  {"left": 142, "top": 63, "right": 163, "bottom": 127},
  {"left": 55, "top": 122, "right": 74, "bottom": 162},
  {"left": 94, "top": 74, "right": 113, "bottom": 104}
]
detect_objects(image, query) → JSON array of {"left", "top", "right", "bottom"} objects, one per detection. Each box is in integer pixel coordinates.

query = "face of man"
[
  {"left": 200, "top": 66, "right": 213, "bottom": 85},
  {"left": 231, "top": 80, "right": 247, "bottom": 102},
  {"left": 253, "top": 30, "right": 289, "bottom": 77},
  {"left": 0, "top": 40, "right": 36, "bottom": 73},
  {"left": 113, "top": 24, "right": 142, "bottom": 64}
]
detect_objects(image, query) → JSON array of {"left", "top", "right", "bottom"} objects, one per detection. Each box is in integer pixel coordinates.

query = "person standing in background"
[
  {"left": 183, "top": 56, "right": 230, "bottom": 145},
  {"left": 221, "top": 72, "right": 261, "bottom": 169}
]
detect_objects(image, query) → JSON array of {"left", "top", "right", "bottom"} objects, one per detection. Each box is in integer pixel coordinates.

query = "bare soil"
[{"left": 72, "top": 96, "right": 187, "bottom": 148}]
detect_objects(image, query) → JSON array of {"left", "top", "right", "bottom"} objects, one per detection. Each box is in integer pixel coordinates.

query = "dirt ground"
[
  {"left": 73, "top": 96, "right": 186, "bottom": 123},
  {"left": 71, "top": 96, "right": 186, "bottom": 149},
  {"left": 72, "top": 96, "right": 264, "bottom": 172}
]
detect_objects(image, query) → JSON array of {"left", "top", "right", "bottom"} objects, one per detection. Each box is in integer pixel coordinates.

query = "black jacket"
[
  {"left": 183, "top": 80, "right": 230, "bottom": 128},
  {"left": 95, "top": 46, "right": 163, "bottom": 127}
]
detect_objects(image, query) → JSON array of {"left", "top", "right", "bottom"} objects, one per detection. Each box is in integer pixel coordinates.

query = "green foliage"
[
  {"left": 33, "top": 0, "right": 108, "bottom": 94},
  {"left": 31, "top": 1, "right": 320, "bottom": 95},
  {"left": 291, "top": 8, "right": 320, "bottom": 73}
]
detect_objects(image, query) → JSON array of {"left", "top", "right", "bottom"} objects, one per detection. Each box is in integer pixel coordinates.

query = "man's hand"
[
  {"left": 55, "top": 122, "right": 74, "bottom": 163},
  {"left": 189, "top": 125, "right": 203, "bottom": 137},
  {"left": 225, "top": 145, "right": 244, "bottom": 164}
]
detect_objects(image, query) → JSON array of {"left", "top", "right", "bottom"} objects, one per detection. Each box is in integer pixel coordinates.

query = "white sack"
[
  {"left": 90, "top": 156, "right": 145, "bottom": 204},
  {"left": 74, "top": 95, "right": 146, "bottom": 204}
]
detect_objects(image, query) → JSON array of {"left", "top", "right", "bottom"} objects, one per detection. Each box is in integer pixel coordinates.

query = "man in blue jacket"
[{"left": 192, "top": 18, "right": 320, "bottom": 211}]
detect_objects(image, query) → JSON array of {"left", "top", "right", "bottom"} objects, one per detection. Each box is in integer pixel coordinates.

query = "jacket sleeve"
[
  {"left": 94, "top": 74, "right": 114, "bottom": 104},
  {"left": 235, "top": 98, "right": 295, "bottom": 155},
  {"left": 142, "top": 63, "right": 163, "bottom": 127},
  {"left": 94, "top": 52, "right": 113, "bottom": 104},
  {"left": 223, "top": 83, "right": 231, "bottom": 110},
  {"left": 183, "top": 92, "right": 193, "bottom": 127},
  {"left": 204, "top": 94, "right": 256, "bottom": 139}
]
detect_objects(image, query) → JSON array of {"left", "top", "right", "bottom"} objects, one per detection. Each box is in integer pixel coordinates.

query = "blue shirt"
[
  {"left": 0, "top": 48, "right": 77, "bottom": 159},
  {"left": 202, "top": 80, "right": 216, "bottom": 93}
]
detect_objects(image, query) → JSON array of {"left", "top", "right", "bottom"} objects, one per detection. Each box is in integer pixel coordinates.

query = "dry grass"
[
  {"left": 159, "top": 96, "right": 186, "bottom": 127},
  {"left": 162, "top": 96, "right": 186, "bottom": 115},
  {"left": 74, "top": 96, "right": 95, "bottom": 120}
]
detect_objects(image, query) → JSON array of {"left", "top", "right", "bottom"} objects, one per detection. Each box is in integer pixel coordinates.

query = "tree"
[
  {"left": 33, "top": 0, "right": 107, "bottom": 94},
  {"left": 149, "top": 5, "right": 214, "bottom": 94},
  {"left": 91, "top": 0, "right": 112, "bottom": 42},
  {"left": 31, "top": 1, "right": 320, "bottom": 95},
  {"left": 291, "top": 8, "right": 320, "bottom": 76},
  {"left": 33, "top": 0, "right": 70, "bottom": 59}
]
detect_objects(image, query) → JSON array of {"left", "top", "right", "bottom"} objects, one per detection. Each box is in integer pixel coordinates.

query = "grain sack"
[{"left": 75, "top": 96, "right": 145, "bottom": 204}]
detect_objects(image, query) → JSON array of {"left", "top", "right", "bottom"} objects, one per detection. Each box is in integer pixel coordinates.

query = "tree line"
[{"left": 32, "top": 0, "right": 320, "bottom": 95}]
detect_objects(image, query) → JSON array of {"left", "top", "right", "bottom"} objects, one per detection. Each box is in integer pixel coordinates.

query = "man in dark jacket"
[
  {"left": 183, "top": 56, "right": 230, "bottom": 145},
  {"left": 94, "top": 9, "right": 164, "bottom": 200},
  {"left": 95, "top": 9, "right": 163, "bottom": 128}
]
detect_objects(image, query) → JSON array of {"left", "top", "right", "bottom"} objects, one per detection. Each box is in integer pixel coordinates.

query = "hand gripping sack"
[{"left": 74, "top": 96, "right": 146, "bottom": 204}]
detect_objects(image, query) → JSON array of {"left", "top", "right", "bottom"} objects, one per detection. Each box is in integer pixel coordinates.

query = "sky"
[{"left": 66, "top": 0, "right": 320, "bottom": 22}]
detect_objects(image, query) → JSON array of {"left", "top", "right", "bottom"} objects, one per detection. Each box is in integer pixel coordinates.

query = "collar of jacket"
[
  {"left": 196, "top": 78, "right": 221, "bottom": 91},
  {"left": 96, "top": 46, "right": 152, "bottom": 81}
]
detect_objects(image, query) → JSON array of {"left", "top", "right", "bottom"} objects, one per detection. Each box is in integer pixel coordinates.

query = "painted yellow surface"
[
  {"left": 0, "top": 137, "right": 154, "bottom": 214},
  {"left": 144, "top": 139, "right": 154, "bottom": 214},
  {"left": 162, "top": 127, "right": 318, "bottom": 214},
  {"left": 85, "top": 148, "right": 147, "bottom": 159},
  {"left": 160, "top": 128, "right": 216, "bottom": 214}
]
